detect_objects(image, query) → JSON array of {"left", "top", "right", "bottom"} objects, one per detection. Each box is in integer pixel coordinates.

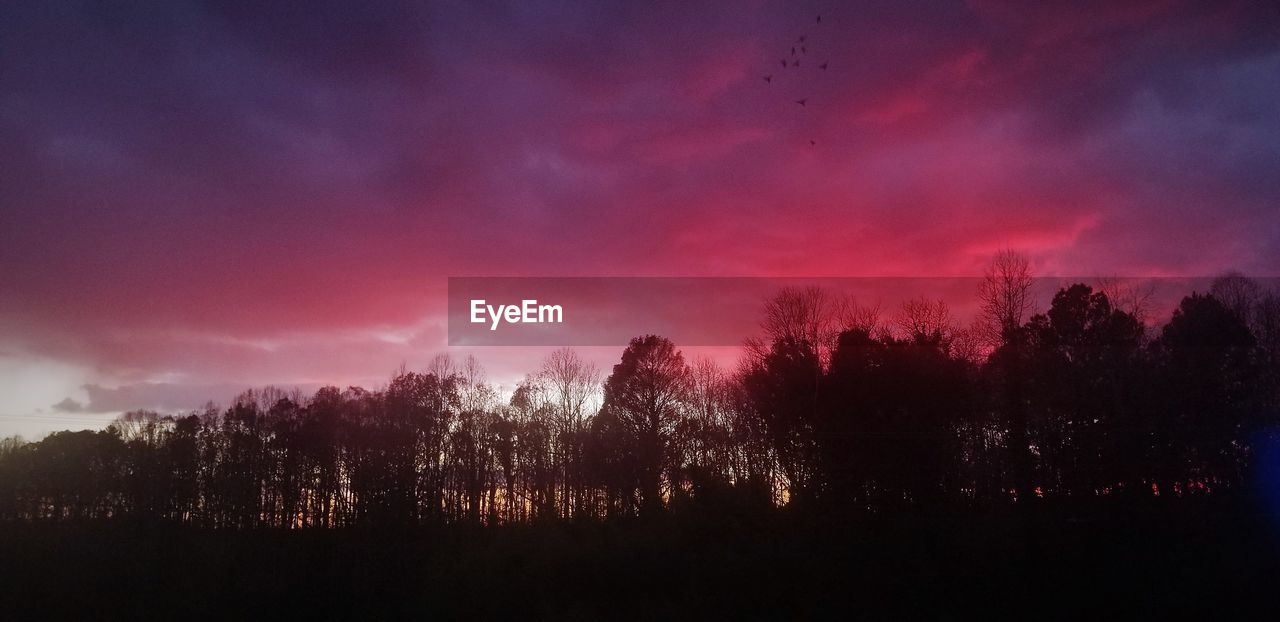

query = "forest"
[
  {"left": 2, "top": 254, "right": 1279, "bottom": 616},
  {"left": 1, "top": 255, "right": 1279, "bottom": 527}
]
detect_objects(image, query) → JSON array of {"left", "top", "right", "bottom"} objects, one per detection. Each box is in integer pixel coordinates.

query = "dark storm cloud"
[{"left": 1, "top": 0, "right": 1278, "bottom": 425}]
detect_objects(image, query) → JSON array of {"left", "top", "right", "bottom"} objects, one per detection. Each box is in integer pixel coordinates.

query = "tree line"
[{"left": 1, "top": 255, "right": 1278, "bottom": 527}]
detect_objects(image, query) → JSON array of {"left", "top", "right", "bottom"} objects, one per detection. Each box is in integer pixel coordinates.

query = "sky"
[{"left": 1, "top": 0, "right": 1279, "bottom": 437}]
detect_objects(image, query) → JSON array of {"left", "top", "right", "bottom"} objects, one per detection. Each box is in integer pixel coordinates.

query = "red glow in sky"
[{"left": 1, "top": 1, "right": 1278, "bottom": 436}]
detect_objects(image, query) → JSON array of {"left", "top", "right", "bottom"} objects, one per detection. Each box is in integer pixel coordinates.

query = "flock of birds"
[{"left": 762, "top": 14, "right": 827, "bottom": 147}]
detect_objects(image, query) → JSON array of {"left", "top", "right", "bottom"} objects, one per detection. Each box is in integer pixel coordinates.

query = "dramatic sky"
[{"left": 2, "top": 0, "right": 1278, "bottom": 437}]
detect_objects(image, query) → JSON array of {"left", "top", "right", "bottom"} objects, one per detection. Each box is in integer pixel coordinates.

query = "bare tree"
[
  {"left": 949, "top": 317, "right": 989, "bottom": 364},
  {"left": 978, "top": 250, "right": 1037, "bottom": 511},
  {"left": 689, "top": 357, "right": 728, "bottom": 428},
  {"left": 979, "top": 249, "right": 1034, "bottom": 346},
  {"left": 459, "top": 354, "right": 495, "bottom": 413},
  {"left": 539, "top": 348, "right": 601, "bottom": 434},
  {"left": 896, "top": 297, "right": 953, "bottom": 345},
  {"left": 761, "top": 287, "right": 839, "bottom": 352},
  {"left": 112, "top": 410, "right": 164, "bottom": 444},
  {"left": 0, "top": 435, "right": 24, "bottom": 458},
  {"left": 537, "top": 348, "right": 601, "bottom": 516},
  {"left": 834, "top": 295, "right": 883, "bottom": 334},
  {"left": 428, "top": 352, "right": 456, "bottom": 380},
  {"left": 1211, "top": 271, "right": 1261, "bottom": 324},
  {"left": 685, "top": 357, "right": 736, "bottom": 481},
  {"left": 1098, "top": 276, "right": 1156, "bottom": 327}
]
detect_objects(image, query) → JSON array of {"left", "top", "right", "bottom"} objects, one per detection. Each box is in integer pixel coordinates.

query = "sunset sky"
[{"left": 2, "top": 1, "right": 1278, "bottom": 437}]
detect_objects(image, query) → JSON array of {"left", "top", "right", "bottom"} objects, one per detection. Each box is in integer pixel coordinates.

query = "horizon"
[
  {"left": 4, "top": 3, "right": 1280, "bottom": 617},
  {"left": 4, "top": 273, "right": 1273, "bottom": 440},
  {"left": 3, "top": 1, "right": 1279, "bottom": 438}
]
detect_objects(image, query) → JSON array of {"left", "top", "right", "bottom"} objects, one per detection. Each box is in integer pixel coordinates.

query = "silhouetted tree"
[
  {"left": 976, "top": 251, "right": 1038, "bottom": 509},
  {"left": 1153, "top": 293, "right": 1260, "bottom": 493},
  {"left": 1023, "top": 284, "right": 1145, "bottom": 497},
  {"left": 820, "top": 329, "right": 973, "bottom": 510},
  {"left": 600, "top": 335, "right": 692, "bottom": 515},
  {"left": 2, "top": 271, "right": 1278, "bottom": 528},
  {"left": 743, "top": 336, "right": 823, "bottom": 506}
]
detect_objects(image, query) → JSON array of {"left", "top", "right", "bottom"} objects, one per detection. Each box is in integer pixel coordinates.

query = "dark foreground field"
[{"left": 3, "top": 502, "right": 1279, "bottom": 620}]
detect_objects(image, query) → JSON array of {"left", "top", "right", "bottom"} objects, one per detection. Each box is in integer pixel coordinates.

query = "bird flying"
[
  {"left": 819, "top": 61, "right": 828, "bottom": 70},
  {"left": 796, "top": 98, "right": 807, "bottom": 107}
]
